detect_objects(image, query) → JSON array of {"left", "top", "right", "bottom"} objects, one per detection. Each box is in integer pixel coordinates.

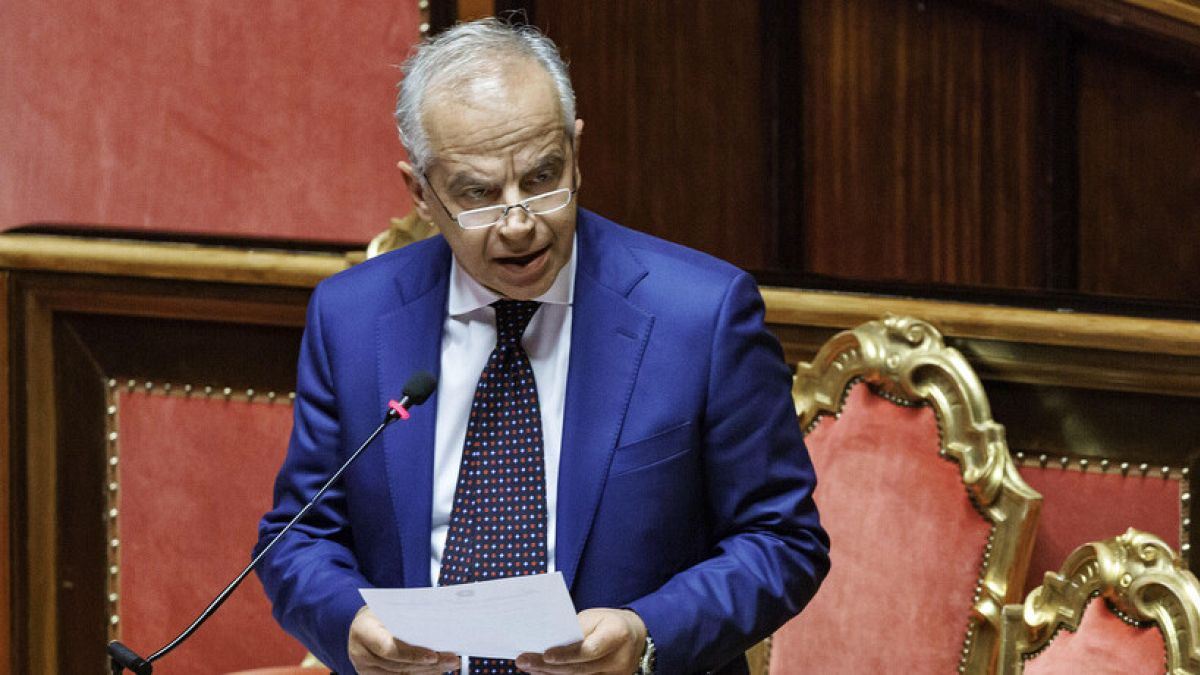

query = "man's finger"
[
  {"left": 349, "top": 607, "right": 461, "bottom": 671},
  {"left": 517, "top": 649, "right": 626, "bottom": 675}
]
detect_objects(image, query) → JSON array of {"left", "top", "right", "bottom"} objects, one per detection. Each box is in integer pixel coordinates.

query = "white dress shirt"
[{"left": 430, "top": 239, "right": 576, "bottom": 584}]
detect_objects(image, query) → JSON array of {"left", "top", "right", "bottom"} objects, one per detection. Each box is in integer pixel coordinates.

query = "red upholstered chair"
[
  {"left": 1013, "top": 455, "right": 1185, "bottom": 597},
  {"left": 764, "top": 316, "right": 1042, "bottom": 675},
  {"left": 998, "top": 528, "right": 1200, "bottom": 674}
]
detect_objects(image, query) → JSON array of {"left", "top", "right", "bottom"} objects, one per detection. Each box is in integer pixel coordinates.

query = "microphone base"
[{"left": 108, "top": 640, "right": 153, "bottom": 674}]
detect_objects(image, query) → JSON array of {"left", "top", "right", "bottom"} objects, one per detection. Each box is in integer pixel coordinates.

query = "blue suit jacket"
[{"left": 256, "top": 210, "right": 829, "bottom": 674}]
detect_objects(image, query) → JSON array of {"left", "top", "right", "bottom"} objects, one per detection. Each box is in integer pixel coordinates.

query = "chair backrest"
[
  {"left": 1013, "top": 455, "right": 1185, "bottom": 596},
  {"left": 766, "top": 315, "right": 1042, "bottom": 675},
  {"left": 999, "top": 528, "right": 1200, "bottom": 674}
]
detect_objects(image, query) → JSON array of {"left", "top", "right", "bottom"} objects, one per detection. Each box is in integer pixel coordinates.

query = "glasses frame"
[{"left": 421, "top": 139, "right": 579, "bottom": 230}]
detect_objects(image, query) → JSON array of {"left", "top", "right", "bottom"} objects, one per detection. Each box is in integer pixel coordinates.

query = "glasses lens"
[
  {"left": 457, "top": 205, "right": 506, "bottom": 229},
  {"left": 454, "top": 189, "right": 574, "bottom": 229},
  {"left": 525, "top": 188, "right": 572, "bottom": 215}
]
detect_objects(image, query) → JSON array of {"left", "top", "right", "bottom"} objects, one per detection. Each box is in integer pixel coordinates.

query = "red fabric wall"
[
  {"left": 0, "top": 1, "right": 420, "bottom": 243},
  {"left": 117, "top": 390, "right": 303, "bottom": 673}
]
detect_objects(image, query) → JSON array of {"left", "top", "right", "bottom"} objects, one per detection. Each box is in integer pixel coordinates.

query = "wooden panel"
[
  {"left": 532, "top": 0, "right": 772, "bottom": 271},
  {"left": 1076, "top": 43, "right": 1200, "bottom": 302},
  {"left": 5, "top": 264, "right": 309, "bottom": 671},
  {"left": 800, "top": 0, "right": 1047, "bottom": 287},
  {"left": 22, "top": 287, "right": 58, "bottom": 674},
  {"left": 0, "top": 234, "right": 353, "bottom": 289},
  {"left": 1041, "top": 0, "right": 1200, "bottom": 62},
  {"left": 0, "top": 272, "right": 9, "bottom": 675},
  {"left": 435, "top": 0, "right": 1200, "bottom": 310},
  {"left": 53, "top": 318, "right": 108, "bottom": 674}
]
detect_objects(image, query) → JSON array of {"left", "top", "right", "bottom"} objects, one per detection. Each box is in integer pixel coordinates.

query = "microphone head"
[{"left": 402, "top": 371, "right": 437, "bottom": 406}]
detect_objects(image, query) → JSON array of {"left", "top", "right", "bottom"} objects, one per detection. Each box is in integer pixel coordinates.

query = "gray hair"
[{"left": 395, "top": 18, "right": 576, "bottom": 172}]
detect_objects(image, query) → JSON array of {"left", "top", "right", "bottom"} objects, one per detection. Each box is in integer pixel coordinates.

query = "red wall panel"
[
  {"left": 0, "top": 2, "right": 420, "bottom": 243},
  {"left": 116, "top": 390, "right": 304, "bottom": 672}
]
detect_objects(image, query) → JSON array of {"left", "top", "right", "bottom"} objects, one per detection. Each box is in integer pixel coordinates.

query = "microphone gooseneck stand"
[{"left": 107, "top": 372, "right": 437, "bottom": 674}]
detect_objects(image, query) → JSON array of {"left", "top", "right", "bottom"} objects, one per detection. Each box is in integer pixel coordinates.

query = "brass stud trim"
[{"left": 103, "top": 377, "right": 295, "bottom": 643}]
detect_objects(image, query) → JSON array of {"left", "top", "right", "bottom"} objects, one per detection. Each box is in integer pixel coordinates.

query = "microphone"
[{"left": 107, "top": 371, "right": 437, "bottom": 674}]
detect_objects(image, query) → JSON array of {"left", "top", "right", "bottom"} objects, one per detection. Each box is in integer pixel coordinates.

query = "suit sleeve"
[
  {"left": 625, "top": 272, "right": 831, "bottom": 673},
  {"left": 253, "top": 285, "right": 368, "bottom": 675}
]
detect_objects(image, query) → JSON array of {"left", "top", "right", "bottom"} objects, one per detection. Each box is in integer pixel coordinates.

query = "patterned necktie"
[{"left": 439, "top": 300, "right": 548, "bottom": 673}]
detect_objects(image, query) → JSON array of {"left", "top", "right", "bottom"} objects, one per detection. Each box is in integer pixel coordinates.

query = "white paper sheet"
[{"left": 359, "top": 572, "right": 584, "bottom": 659}]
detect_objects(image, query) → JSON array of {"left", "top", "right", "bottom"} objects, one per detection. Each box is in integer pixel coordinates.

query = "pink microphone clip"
[{"left": 388, "top": 400, "right": 411, "bottom": 420}]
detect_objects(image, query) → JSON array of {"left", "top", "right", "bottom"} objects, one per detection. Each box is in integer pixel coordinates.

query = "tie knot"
[{"left": 492, "top": 300, "right": 540, "bottom": 345}]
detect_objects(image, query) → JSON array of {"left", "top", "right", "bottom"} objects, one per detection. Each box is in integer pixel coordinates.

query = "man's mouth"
[{"left": 497, "top": 246, "right": 548, "bottom": 267}]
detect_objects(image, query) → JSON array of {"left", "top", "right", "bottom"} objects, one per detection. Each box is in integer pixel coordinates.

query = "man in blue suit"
[{"left": 256, "top": 18, "right": 828, "bottom": 675}]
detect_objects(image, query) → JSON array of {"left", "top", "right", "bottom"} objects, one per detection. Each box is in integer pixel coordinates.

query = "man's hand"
[
  {"left": 516, "top": 607, "right": 647, "bottom": 675},
  {"left": 348, "top": 605, "right": 461, "bottom": 674}
]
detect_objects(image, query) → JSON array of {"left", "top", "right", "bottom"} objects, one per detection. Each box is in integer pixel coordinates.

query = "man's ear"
[{"left": 398, "top": 160, "right": 435, "bottom": 223}]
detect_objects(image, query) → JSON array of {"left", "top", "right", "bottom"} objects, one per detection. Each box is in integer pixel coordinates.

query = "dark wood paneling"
[
  {"left": 5, "top": 268, "right": 308, "bottom": 671},
  {"left": 0, "top": 272, "right": 10, "bottom": 675},
  {"left": 800, "top": 0, "right": 1047, "bottom": 287},
  {"left": 763, "top": 0, "right": 806, "bottom": 271},
  {"left": 67, "top": 313, "right": 303, "bottom": 393},
  {"left": 52, "top": 318, "right": 108, "bottom": 675},
  {"left": 1077, "top": 43, "right": 1200, "bottom": 302},
  {"left": 438, "top": 1, "right": 1200, "bottom": 311},
  {"left": 533, "top": 0, "right": 773, "bottom": 271}
]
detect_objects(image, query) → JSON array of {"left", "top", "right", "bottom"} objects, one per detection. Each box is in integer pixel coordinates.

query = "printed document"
[{"left": 360, "top": 572, "right": 583, "bottom": 659}]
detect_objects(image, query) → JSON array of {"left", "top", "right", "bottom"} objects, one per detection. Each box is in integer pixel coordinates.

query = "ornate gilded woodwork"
[
  {"left": 999, "top": 528, "right": 1200, "bottom": 674},
  {"left": 789, "top": 315, "right": 1043, "bottom": 675},
  {"left": 366, "top": 212, "right": 438, "bottom": 259}
]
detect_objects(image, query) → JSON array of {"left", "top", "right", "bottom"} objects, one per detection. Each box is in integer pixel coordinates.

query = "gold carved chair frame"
[
  {"left": 784, "top": 315, "right": 1043, "bottom": 675},
  {"left": 999, "top": 528, "right": 1200, "bottom": 674}
]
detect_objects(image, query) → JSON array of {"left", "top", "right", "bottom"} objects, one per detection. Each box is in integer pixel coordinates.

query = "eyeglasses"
[
  {"left": 436, "top": 185, "right": 577, "bottom": 230},
  {"left": 422, "top": 170, "right": 578, "bottom": 230}
]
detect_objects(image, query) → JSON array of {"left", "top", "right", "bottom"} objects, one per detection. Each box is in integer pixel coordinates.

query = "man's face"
[{"left": 401, "top": 59, "right": 582, "bottom": 301}]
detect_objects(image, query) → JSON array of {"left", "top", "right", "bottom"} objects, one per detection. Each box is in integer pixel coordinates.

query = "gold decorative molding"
[
  {"left": 792, "top": 315, "right": 1043, "bottom": 675},
  {"left": 1124, "top": 0, "right": 1200, "bottom": 25},
  {"left": 763, "top": 287, "right": 1200, "bottom": 358},
  {"left": 744, "top": 638, "right": 770, "bottom": 675},
  {"left": 366, "top": 212, "right": 438, "bottom": 260},
  {"left": 1000, "top": 528, "right": 1200, "bottom": 674},
  {"left": 762, "top": 287, "right": 1200, "bottom": 399},
  {"left": 1047, "top": 0, "right": 1200, "bottom": 40},
  {"left": 0, "top": 233, "right": 352, "bottom": 288}
]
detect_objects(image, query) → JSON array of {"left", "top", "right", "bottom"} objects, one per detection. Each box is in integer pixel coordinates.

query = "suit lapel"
[
  {"left": 371, "top": 216, "right": 652, "bottom": 590},
  {"left": 376, "top": 240, "right": 450, "bottom": 589},
  {"left": 557, "top": 214, "right": 653, "bottom": 589}
]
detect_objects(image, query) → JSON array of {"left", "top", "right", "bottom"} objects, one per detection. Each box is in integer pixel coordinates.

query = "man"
[{"left": 256, "top": 18, "right": 829, "bottom": 675}]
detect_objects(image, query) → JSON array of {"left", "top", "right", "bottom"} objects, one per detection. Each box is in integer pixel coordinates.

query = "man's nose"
[{"left": 497, "top": 204, "right": 535, "bottom": 235}]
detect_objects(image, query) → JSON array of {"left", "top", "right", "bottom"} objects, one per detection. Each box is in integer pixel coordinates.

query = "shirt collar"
[{"left": 447, "top": 233, "right": 577, "bottom": 317}]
